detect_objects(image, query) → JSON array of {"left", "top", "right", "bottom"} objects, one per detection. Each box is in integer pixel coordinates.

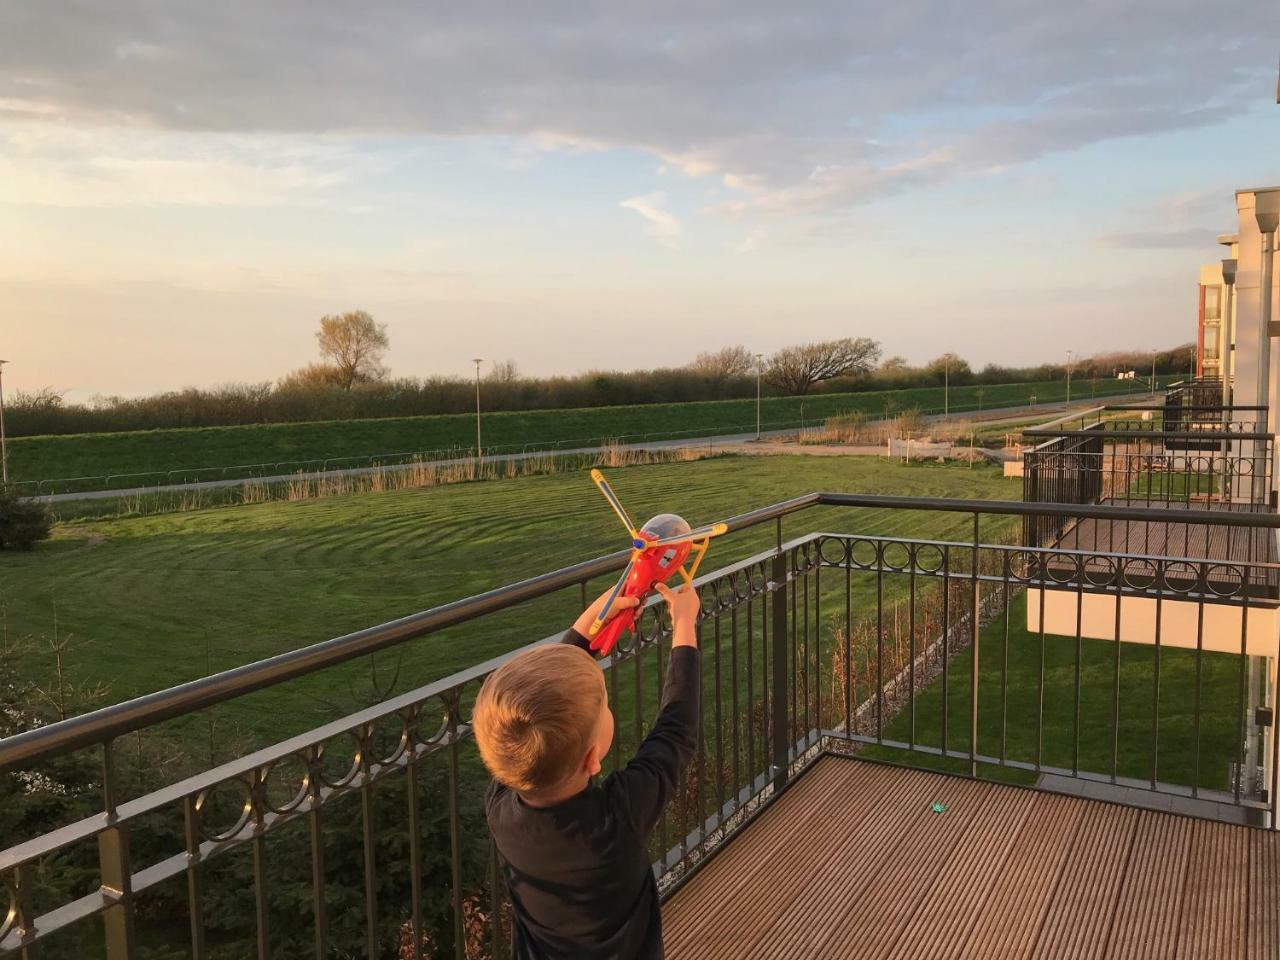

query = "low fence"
[{"left": 5, "top": 494, "right": 1276, "bottom": 958}]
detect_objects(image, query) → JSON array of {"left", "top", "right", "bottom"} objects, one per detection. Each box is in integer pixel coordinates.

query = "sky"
[{"left": 2, "top": 2, "right": 1279, "bottom": 400}]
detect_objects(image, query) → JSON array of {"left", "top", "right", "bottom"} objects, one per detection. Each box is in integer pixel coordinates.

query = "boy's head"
[{"left": 474, "top": 644, "right": 613, "bottom": 797}]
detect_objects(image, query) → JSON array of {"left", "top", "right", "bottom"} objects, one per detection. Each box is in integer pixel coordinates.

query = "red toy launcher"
[{"left": 586, "top": 469, "right": 728, "bottom": 655}]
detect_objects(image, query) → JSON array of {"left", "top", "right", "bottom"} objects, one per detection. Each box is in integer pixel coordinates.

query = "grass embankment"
[
  {"left": 10, "top": 378, "right": 1157, "bottom": 487},
  {"left": 1, "top": 456, "right": 1018, "bottom": 745}
]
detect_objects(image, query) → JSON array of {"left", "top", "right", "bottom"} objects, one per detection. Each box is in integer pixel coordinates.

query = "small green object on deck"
[{"left": 931, "top": 802, "right": 947, "bottom": 814}]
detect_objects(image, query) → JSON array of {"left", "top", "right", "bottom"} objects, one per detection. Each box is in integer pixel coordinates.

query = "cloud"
[
  {"left": 0, "top": 2, "right": 1272, "bottom": 215},
  {"left": 0, "top": 125, "right": 354, "bottom": 207},
  {"left": 619, "top": 191, "right": 682, "bottom": 248}
]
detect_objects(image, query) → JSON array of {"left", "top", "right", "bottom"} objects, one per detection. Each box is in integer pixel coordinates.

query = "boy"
[{"left": 474, "top": 580, "right": 702, "bottom": 959}]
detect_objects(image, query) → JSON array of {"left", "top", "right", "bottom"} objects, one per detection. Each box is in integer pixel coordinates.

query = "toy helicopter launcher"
[{"left": 586, "top": 469, "right": 728, "bottom": 655}]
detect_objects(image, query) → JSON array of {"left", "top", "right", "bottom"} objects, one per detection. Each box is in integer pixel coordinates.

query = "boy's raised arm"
[{"left": 607, "top": 582, "right": 701, "bottom": 835}]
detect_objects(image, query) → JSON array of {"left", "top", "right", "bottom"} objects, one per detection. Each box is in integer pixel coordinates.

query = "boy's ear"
[{"left": 583, "top": 743, "right": 603, "bottom": 777}]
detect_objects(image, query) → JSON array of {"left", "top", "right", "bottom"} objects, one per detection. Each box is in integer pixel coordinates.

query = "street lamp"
[
  {"left": 0, "top": 360, "right": 8, "bottom": 485},
  {"left": 943, "top": 357, "right": 949, "bottom": 420},
  {"left": 472, "top": 358, "right": 484, "bottom": 461},
  {"left": 754, "top": 353, "right": 764, "bottom": 440},
  {"left": 1066, "top": 350, "right": 1073, "bottom": 406}
]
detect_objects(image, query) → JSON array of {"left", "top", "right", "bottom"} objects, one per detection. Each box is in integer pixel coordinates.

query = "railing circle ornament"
[
  {"left": 315, "top": 731, "right": 364, "bottom": 790},
  {"left": 1206, "top": 564, "right": 1245, "bottom": 598},
  {"left": 882, "top": 542, "right": 910, "bottom": 572},
  {"left": 1161, "top": 561, "right": 1201, "bottom": 595},
  {"left": 850, "top": 540, "right": 877, "bottom": 570},
  {"left": 1084, "top": 556, "right": 1116, "bottom": 587},
  {"left": 261, "top": 754, "right": 311, "bottom": 815},
  {"left": 1, "top": 880, "right": 16, "bottom": 943},
  {"left": 195, "top": 776, "right": 255, "bottom": 843},
  {"left": 915, "top": 544, "right": 945, "bottom": 574},
  {"left": 817, "top": 537, "right": 849, "bottom": 567},
  {"left": 1120, "top": 557, "right": 1158, "bottom": 589},
  {"left": 1047, "top": 552, "right": 1083, "bottom": 584}
]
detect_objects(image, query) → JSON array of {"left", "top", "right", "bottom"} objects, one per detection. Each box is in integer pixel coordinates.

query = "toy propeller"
[{"left": 586, "top": 469, "right": 728, "bottom": 653}]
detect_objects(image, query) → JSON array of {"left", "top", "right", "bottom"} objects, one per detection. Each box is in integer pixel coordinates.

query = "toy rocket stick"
[{"left": 591, "top": 469, "right": 645, "bottom": 548}]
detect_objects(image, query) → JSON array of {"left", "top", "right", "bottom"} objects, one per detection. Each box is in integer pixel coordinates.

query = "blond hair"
[{"left": 473, "top": 644, "right": 605, "bottom": 793}]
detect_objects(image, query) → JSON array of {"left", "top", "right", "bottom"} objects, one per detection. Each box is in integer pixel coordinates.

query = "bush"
[{"left": 0, "top": 485, "right": 52, "bottom": 549}]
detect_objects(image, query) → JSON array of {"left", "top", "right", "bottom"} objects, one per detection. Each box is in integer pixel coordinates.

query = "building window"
[{"left": 1205, "top": 285, "right": 1222, "bottom": 320}]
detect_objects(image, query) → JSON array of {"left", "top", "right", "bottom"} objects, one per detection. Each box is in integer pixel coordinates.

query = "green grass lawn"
[
  {"left": 866, "top": 593, "right": 1243, "bottom": 794},
  {"left": 10, "top": 377, "right": 1158, "bottom": 488},
  {"left": 0, "top": 455, "right": 1017, "bottom": 747}
]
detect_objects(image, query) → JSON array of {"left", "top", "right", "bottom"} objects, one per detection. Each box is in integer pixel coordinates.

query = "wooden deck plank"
[
  {"left": 1106, "top": 812, "right": 1193, "bottom": 959},
  {"left": 663, "top": 756, "right": 1280, "bottom": 960},
  {"left": 1032, "top": 802, "right": 1139, "bottom": 958},
  {"left": 1175, "top": 819, "right": 1249, "bottom": 959},
  {"left": 961, "top": 792, "right": 1088, "bottom": 960}
]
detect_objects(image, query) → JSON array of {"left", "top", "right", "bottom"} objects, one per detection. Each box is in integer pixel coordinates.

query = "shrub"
[{"left": 0, "top": 485, "right": 52, "bottom": 549}]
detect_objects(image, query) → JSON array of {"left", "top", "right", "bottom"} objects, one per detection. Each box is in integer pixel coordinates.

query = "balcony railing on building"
[{"left": 2, "top": 493, "right": 1279, "bottom": 958}]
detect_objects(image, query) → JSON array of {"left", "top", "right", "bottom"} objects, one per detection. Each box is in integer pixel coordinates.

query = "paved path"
[{"left": 38, "top": 391, "right": 1156, "bottom": 503}]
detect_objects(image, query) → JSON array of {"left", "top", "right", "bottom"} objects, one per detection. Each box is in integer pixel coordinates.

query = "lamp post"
[
  {"left": 755, "top": 353, "right": 764, "bottom": 440},
  {"left": 472, "top": 358, "right": 483, "bottom": 462},
  {"left": 944, "top": 357, "right": 949, "bottom": 420},
  {"left": 0, "top": 360, "right": 8, "bottom": 485},
  {"left": 1066, "top": 350, "right": 1073, "bottom": 406}
]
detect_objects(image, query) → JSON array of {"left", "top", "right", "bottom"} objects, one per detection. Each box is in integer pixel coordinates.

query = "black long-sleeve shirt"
[{"left": 484, "top": 629, "right": 700, "bottom": 959}]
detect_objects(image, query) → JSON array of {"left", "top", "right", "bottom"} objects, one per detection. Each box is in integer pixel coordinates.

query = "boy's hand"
[
  {"left": 572, "top": 587, "right": 640, "bottom": 637},
  {"left": 654, "top": 581, "right": 700, "bottom": 649}
]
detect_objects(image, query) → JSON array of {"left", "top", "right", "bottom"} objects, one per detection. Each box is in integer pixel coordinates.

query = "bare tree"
[
  {"left": 765, "top": 337, "right": 881, "bottom": 395},
  {"left": 690, "top": 345, "right": 756, "bottom": 382},
  {"left": 486, "top": 359, "right": 521, "bottom": 383},
  {"left": 315, "top": 311, "right": 389, "bottom": 389}
]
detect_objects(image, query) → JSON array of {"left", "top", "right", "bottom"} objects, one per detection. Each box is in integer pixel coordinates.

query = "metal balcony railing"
[{"left": 3, "top": 494, "right": 1280, "bottom": 959}]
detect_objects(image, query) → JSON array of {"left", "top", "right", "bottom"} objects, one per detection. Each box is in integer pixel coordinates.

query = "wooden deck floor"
[{"left": 662, "top": 757, "right": 1280, "bottom": 959}]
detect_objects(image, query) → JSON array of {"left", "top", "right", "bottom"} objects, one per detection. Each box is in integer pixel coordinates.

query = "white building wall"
[{"left": 1232, "top": 189, "right": 1280, "bottom": 415}]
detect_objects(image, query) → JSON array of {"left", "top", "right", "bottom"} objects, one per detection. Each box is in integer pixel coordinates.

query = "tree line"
[{"left": 7, "top": 310, "right": 1195, "bottom": 437}]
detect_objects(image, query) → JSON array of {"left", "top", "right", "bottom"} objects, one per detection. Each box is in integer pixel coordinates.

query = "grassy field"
[
  {"left": 0, "top": 455, "right": 1018, "bottom": 747},
  {"left": 866, "top": 594, "right": 1242, "bottom": 793},
  {"left": 9, "top": 377, "right": 1158, "bottom": 487}
]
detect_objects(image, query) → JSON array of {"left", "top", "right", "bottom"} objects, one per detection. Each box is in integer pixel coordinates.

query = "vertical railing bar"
[
  {"left": 876, "top": 548, "right": 885, "bottom": 742},
  {"left": 183, "top": 796, "right": 207, "bottom": 960},
  {"left": 790, "top": 564, "right": 798, "bottom": 745},
  {"left": 406, "top": 730, "right": 424, "bottom": 960},
  {"left": 713, "top": 610, "right": 725, "bottom": 821},
  {"left": 1000, "top": 553, "right": 1009, "bottom": 765},
  {"left": 941, "top": 546, "right": 950, "bottom": 752},
  {"left": 770, "top": 552, "right": 789, "bottom": 791},
  {"left": 13, "top": 863, "right": 37, "bottom": 960},
  {"left": 1111, "top": 562, "right": 1122, "bottom": 783},
  {"left": 250, "top": 771, "right": 270, "bottom": 960},
  {"left": 813, "top": 559, "right": 822, "bottom": 743},
  {"left": 1037, "top": 548, "right": 1047, "bottom": 771},
  {"left": 99, "top": 740, "right": 137, "bottom": 960},
  {"left": 969, "top": 513, "right": 981, "bottom": 778},
  {"left": 1235, "top": 575, "right": 1249, "bottom": 806},
  {"left": 909, "top": 557, "right": 917, "bottom": 750},
  {"left": 1192, "top": 571, "right": 1205, "bottom": 799},
  {"left": 306, "top": 748, "right": 327, "bottom": 960},
  {"left": 446, "top": 698, "right": 465, "bottom": 959},
  {"left": 1152, "top": 565, "right": 1163, "bottom": 791},
  {"left": 746, "top": 595, "right": 755, "bottom": 784},
  {"left": 845, "top": 551, "right": 853, "bottom": 739},
  {"left": 658, "top": 628, "right": 669, "bottom": 857},
  {"left": 1073, "top": 556, "right": 1084, "bottom": 777},
  {"left": 358, "top": 726, "right": 380, "bottom": 960},
  {"left": 730, "top": 602, "right": 740, "bottom": 811}
]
